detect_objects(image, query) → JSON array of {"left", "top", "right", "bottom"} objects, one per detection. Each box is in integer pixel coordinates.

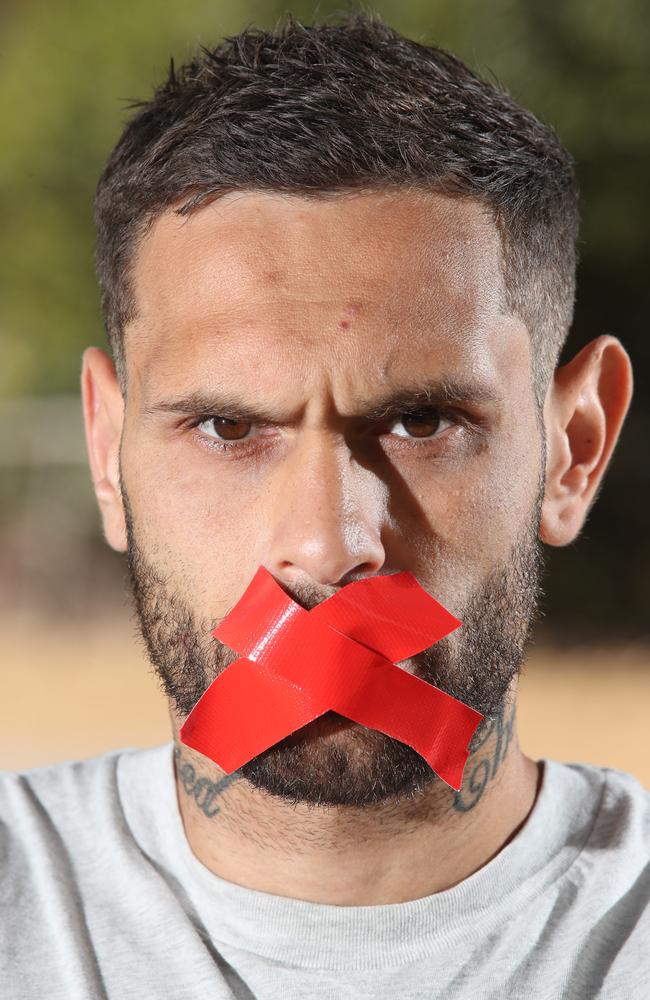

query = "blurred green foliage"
[{"left": 0, "top": 0, "right": 648, "bottom": 634}]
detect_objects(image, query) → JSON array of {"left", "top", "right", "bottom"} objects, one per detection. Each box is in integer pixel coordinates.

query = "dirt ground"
[{"left": 2, "top": 615, "right": 649, "bottom": 789}]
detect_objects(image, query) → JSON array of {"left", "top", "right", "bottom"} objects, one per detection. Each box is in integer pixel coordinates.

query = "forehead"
[{"left": 126, "top": 189, "right": 522, "bottom": 400}]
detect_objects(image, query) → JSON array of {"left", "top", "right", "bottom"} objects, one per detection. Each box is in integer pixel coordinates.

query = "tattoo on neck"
[
  {"left": 452, "top": 702, "right": 516, "bottom": 813},
  {"left": 174, "top": 745, "right": 241, "bottom": 819}
]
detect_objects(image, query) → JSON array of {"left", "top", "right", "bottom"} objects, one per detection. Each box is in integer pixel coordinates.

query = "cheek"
[
  {"left": 406, "top": 432, "right": 541, "bottom": 593},
  {"left": 120, "top": 432, "right": 268, "bottom": 599}
]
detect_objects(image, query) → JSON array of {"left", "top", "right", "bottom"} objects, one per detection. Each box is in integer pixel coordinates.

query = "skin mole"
[{"left": 339, "top": 300, "right": 364, "bottom": 329}]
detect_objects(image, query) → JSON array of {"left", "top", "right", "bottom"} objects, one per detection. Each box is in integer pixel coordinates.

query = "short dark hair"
[{"left": 94, "top": 11, "right": 579, "bottom": 401}]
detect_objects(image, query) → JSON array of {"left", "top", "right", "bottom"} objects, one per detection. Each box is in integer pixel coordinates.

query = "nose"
[{"left": 265, "top": 431, "right": 387, "bottom": 588}]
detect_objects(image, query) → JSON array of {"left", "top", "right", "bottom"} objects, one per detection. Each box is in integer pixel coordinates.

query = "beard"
[{"left": 123, "top": 486, "right": 544, "bottom": 810}]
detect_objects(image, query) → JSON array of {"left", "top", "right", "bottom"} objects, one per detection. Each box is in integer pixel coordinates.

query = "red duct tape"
[{"left": 180, "top": 567, "right": 484, "bottom": 790}]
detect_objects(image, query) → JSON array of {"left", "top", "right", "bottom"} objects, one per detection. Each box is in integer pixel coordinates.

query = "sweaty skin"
[{"left": 82, "top": 189, "right": 632, "bottom": 905}]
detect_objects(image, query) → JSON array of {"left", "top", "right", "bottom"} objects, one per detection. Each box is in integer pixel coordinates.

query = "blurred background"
[{"left": 1, "top": 1, "right": 648, "bottom": 780}]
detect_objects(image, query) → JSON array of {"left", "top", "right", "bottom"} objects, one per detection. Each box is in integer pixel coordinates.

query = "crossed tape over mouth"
[{"left": 180, "top": 567, "right": 484, "bottom": 790}]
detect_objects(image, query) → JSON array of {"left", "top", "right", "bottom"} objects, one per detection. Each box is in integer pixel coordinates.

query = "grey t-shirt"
[{"left": 1, "top": 743, "right": 649, "bottom": 1000}]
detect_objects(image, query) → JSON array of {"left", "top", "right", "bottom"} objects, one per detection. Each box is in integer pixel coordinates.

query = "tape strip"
[{"left": 180, "top": 567, "right": 484, "bottom": 790}]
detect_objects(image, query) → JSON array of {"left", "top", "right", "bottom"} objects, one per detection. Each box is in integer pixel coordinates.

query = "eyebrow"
[{"left": 144, "top": 377, "right": 501, "bottom": 425}]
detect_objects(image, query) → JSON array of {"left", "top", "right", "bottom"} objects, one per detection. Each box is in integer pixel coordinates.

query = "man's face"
[{"left": 118, "top": 189, "right": 544, "bottom": 807}]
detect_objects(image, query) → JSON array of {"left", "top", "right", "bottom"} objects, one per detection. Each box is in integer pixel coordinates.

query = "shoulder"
[
  {"left": 536, "top": 759, "right": 650, "bottom": 919},
  {"left": 0, "top": 744, "right": 176, "bottom": 916},
  {"left": 559, "top": 763, "right": 650, "bottom": 996},
  {"left": 600, "top": 763, "right": 650, "bottom": 827},
  {"left": 2, "top": 748, "right": 124, "bottom": 815},
  {"left": 0, "top": 746, "right": 178, "bottom": 995},
  {"left": 560, "top": 760, "right": 650, "bottom": 850},
  {"left": 0, "top": 746, "right": 164, "bottom": 849},
  {"left": 583, "top": 762, "right": 650, "bottom": 896},
  {"left": 544, "top": 759, "right": 650, "bottom": 866},
  {"left": 553, "top": 760, "right": 650, "bottom": 929}
]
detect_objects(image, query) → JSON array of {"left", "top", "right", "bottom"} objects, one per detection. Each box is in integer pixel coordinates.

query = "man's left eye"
[{"left": 389, "top": 410, "right": 452, "bottom": 439}]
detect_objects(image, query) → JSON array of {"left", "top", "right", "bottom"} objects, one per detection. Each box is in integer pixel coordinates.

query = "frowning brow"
[
  {"left": 359, "top": 379, "right": 501, "bottom": 421},
  {"left": 144, "top": 378, "right": 501, "bottom": 425}
]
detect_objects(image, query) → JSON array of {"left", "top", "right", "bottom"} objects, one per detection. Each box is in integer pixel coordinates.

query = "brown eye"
[
  {"left": 202, "top": 417, "right": 252, "bottom": 440},
  {"left": 400, "top": 411, "right": 442, "bottom": 438}
]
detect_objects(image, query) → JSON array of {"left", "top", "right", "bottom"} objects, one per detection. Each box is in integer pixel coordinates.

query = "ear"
[
  {"left": 540, "top": 335, "right": 633, "bottom": 546},
  {"left": 81, "top": 347, "right": 127, "bottom": 552}
]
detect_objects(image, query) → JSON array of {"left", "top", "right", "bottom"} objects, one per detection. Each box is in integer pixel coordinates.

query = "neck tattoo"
[
  {"left": 174, "top": 744, "right": 242, "bottom": 819},
  {"left": 453, "top": 702, "right": 516, "bottom": 813}
]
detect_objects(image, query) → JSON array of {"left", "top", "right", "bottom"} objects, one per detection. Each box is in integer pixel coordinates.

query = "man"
[{"left": 1, "top": 11, "right": 646, "bottom": 1000}]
